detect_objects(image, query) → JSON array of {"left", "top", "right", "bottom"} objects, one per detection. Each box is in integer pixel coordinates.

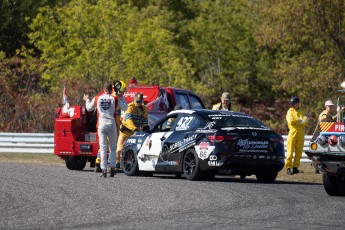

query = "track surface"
[{"left": 1, "top": 163, "right": 345, "bottom": 230}]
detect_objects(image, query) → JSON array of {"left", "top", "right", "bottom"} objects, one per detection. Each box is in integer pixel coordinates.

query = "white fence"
[
  {"left": 0, "top": 132, "right": 312, "bottom": 162},
  {"left": 0, "top": 133, "right": 54, "bottom": 154}
]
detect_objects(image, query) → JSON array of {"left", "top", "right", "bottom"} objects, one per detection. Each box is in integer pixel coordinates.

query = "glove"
[{"left": 301, "top": 117, "right": 308, "bottom": 124}]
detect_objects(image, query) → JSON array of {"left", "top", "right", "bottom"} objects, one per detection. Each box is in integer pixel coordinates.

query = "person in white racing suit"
[{"left": 83, "top": 83, "right": 127, "bottom": 177}]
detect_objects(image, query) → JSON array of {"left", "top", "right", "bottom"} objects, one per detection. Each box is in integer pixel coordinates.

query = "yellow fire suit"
[
  {"left": 116, "top": 102, "right": 149, "bottom": 166},
  {"left": 212, "top": 102, "right": 231, "bottom": 111},
  {"left": 285, "top": 107, "right": 308, "bottom": 169}
]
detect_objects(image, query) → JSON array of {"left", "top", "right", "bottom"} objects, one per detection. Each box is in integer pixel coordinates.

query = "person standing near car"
[
  {"left": 212, "top": 92, "right": 231, "bottom": 111},
  {"left": 285, "top": 96, "right": 308, "bottom": 175},
  {"left": 83, "top": 83, "right": 127, "bottom": 178},
  {"left": 116, "top": 92, "right": 149, "bottom": 170}
]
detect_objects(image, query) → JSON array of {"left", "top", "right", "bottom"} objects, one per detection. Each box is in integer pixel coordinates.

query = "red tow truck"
[{"left": 54, "top": 81, "right": 205, "bottom": 170}]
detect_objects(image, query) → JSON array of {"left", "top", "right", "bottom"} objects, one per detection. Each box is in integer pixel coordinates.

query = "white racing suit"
[{"left": 86, "top": 93, "right": 127, "bottom": 170}]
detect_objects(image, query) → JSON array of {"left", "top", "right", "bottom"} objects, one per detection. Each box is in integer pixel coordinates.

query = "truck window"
[
  {"left": 176, "top": 93, "right": 190, "bottom": 109},
  {"left": 189, "top": 94, "right": 204, "bottom": 109}
]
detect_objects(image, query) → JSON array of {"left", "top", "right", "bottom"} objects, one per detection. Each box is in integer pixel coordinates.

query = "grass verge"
[{"left": 0, "top": 152, "right": 63, "bottom": 165}]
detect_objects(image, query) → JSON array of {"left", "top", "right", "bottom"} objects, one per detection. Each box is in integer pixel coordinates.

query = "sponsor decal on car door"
[{"left": 137, "top": 132, "right": 173, "bottom": 171}]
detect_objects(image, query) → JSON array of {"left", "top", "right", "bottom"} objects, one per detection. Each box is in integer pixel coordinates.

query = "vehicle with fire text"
[
  {"left": 305, "top": 84, "right": 345, "bottom": 196},
  {"left": 120, "top": 109, "right": 285, "bottom": 182}
]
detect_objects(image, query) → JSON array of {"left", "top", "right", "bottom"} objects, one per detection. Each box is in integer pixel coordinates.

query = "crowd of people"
[{"left": 83, "top": 78, "right": 339, "bottom": 178}]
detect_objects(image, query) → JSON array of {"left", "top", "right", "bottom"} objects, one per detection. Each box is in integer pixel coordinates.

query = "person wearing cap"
[
  {"left": 212, "top": 92, "right": 231, "bottom": 111},
  {"left": 285, "top": 96, "right": 308, "bottom": 175},
  {"left": 318, "top": 100, "right": 338, "bottom": 122},
  {"left": 116, "top": 92, "right": 149, "bottom": 170}
]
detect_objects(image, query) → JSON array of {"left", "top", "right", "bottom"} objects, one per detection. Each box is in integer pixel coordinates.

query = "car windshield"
[{"left": 208, "top": 114, "right": 269, "bottom": 129}]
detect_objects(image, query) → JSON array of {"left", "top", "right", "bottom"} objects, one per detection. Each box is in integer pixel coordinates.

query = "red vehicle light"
[
  {"left": 207, "top": 135, "right": 237, "bottom": 142},
  {"left": 328, "top": 135, "right": 338, "bottom": 145}
]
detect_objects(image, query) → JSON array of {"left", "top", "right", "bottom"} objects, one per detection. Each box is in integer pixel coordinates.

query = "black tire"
[
  {"left": 183, "top": 149, "right": 201, "bottom": 180},
  {"left": 121, "top": 148, "right": 140, "bottom": 176},
  {"left": 336, "top": 175, "right": 345, "bottom": 196},
  {"left": 323, "top": 173, "right": 339, "bottom": 196},
  {"left": 65, "top": 156, "right": 87, "bottom": 170},
  {"left": 256, "top": 170, "right": 278, "bottom": 183}
]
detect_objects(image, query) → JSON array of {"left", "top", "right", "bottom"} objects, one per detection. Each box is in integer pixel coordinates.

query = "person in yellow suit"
[
  {"left": 116, "top": 92, "right": 149, "bottom": 170},
  {"left": 285, "top": 96, "right": 308, "bottom": 175}
]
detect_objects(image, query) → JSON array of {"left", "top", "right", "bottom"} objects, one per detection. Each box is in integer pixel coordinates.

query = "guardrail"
[
  {"left": 0, "top": 132, "right": 312, "bottom": 162},
  {"left": 0, "top": 133, "right": 54, "bottom": 154}
]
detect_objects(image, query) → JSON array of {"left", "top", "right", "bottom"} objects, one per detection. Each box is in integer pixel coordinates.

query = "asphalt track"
[{"left": 1, "top": 163, "right": 345, "bottom": 230}]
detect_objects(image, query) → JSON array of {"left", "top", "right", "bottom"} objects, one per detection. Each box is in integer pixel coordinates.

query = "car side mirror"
[{"left": 142, "top": 126, "right": 150, "bottom": 133}]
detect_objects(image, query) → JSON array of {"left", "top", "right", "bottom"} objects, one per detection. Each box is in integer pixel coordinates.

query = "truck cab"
[
  {"left": 306, "top": 85, "right": 345, "bottom": 196},
  {"left": 54, "top": 81, "right": 205, "bottom": 171}
]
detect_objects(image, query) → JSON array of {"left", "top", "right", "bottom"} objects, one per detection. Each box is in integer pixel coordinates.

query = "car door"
[{"left": 136, "top": 115, "right": 177, "bottom": 172}]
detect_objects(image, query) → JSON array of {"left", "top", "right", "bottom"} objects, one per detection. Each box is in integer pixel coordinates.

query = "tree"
[
  {"left": 254, "top": 0, "right": 345, "bottom": 107},
  {"left": 183, "top": 0, "right": 274, "bottom": 107},
  {"left": 0, "top": 0, "right": 59, "bottom": 56},
  {"left": 29, "top": 0, "right": 193, "bottom": 93}
]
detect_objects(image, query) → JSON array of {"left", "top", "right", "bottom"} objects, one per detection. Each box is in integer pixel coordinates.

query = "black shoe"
[
  {"left": 293, "top": 167, "right": 303, "bottom": 174},
  {"left": 94, "top": 163, "right": 102, "bottom": 173},
  {"left": 287, "top": 168, "right": 293, "bottom": 175},
  {"left": 110, "top": 167, "right": 116, "bottom": 177},
  {"left": 315, "top": 169, "right": 320, "bottom": 174},
  {"left": 100, "top": 169, "right": 107, "bottom": 178}
]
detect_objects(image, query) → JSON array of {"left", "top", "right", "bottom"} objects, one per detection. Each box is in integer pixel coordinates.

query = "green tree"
[
  {"left": 255, "top": 0, "right": 345, "bottom": 106},
  {"left": 0, "top": 0, "right": 59, "bottom": 55},
  {"left": 29, "top": 0, "right": 193, "bottom": 93},
  {"left": 183, "top": 0, "right": 274, "bottom": 107}
]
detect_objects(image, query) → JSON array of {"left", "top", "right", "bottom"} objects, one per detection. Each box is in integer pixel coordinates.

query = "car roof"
[{"left": 168, "top": 109, "right": 248, "bottom": 117}]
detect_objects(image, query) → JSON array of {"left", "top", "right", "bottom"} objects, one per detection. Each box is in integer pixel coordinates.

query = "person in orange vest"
[
  {"left": 83, "top": 83, "right": 127, "bottom": 177},
  {"left": 285, "top": 96, "right": 308, "bottom": 175}
]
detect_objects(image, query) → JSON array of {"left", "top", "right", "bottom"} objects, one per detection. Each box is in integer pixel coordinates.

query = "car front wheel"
[
  {"left": 121, "top": 148, "right": 140, "bottom": 176},
  {"left": 183, "top": 149, "right": 201, "bottom": 180}
]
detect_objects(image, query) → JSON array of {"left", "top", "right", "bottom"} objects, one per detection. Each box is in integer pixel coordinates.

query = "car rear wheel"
[
  {"left": 255, "top": 170, "right": 278, "bottom": 183},
  {"left": 65, "top": 156, "right": 87, "bottom": 170},
  {"left": 323, "top": 173, "right": 339, "bottom": 196},
  {"left": 122, "top": 148, "right": 140, "bottom": 176},
  {"left": 183, "top": 149, "right": 201, "bottom": 180}
]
